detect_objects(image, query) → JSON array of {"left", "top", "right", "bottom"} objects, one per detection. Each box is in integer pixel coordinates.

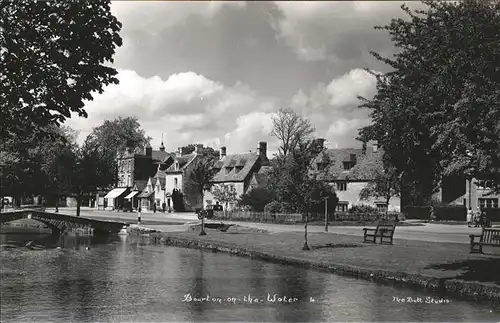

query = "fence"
[{"left": 213, "top": 210, "right": 400, "bottom": 224}]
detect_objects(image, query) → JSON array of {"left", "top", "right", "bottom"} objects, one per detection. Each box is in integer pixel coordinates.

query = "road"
[{"left": 45, "top": 207, "right": 485, "bottom": 245}]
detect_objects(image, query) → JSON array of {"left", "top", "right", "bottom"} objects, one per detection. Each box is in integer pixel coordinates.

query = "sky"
[{"left": 66, "top": 1, "right": 422, "bottom": 156}]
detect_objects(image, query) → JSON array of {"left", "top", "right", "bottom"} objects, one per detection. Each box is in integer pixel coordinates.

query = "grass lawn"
[{"left": 163, "top": 230, "right": 500, "bottom": 288}]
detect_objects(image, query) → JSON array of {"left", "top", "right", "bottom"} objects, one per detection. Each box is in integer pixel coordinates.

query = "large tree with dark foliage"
[
  {"left": 358, "top": 0, "right": 500, "bottom": 203},
  {"left": 91, "top": 117, "right": 151, "bottom": 159},
  {"left": 70, "top": 133, "right": 117, "bottom": 216},
  {"left": 0, "top": 0, "right": 122, "bottom": 140}
]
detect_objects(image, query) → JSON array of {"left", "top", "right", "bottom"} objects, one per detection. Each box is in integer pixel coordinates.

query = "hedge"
[
  {"left": 484, "top": 208, "right": 500, "bottom": 222},
  {"left": 403, "top": 206, "right": 431, "bottom": 220},
  {"left": 433, "top": 205, "right": 466, "bottom": 221}
]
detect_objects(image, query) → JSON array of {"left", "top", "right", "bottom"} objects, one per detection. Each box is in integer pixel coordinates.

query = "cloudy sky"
[{"left": 66, "top": 1, "right": 421, "bottom": 155}]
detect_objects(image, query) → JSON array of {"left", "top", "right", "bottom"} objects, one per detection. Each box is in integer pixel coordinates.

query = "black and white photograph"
[{"left": 1, "top": 0, "right": 500, "bottom": 322}]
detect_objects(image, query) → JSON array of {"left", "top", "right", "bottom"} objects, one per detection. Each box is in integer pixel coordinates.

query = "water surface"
[{"left": 0, "top": 233, "right": 499, "bottom": 322}]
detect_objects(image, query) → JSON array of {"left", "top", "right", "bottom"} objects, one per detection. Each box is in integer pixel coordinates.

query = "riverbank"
[{"left": 129, "top": 226, "right": 500, "bottom": 303}]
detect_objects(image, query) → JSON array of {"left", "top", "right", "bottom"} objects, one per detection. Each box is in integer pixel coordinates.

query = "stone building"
[
  {"left": 313, "top": 141, "right": 401, "bottom": 213},
  {"left": 204, "top": 142, "right": 270, "bottom": 210},
  {"left": 163, "top": 145, "right": 202, "bottom": 211}
]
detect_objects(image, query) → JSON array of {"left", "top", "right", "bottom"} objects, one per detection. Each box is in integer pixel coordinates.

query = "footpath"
[{"left": 131, "top": 224, "right": 500, "bottom": 303}]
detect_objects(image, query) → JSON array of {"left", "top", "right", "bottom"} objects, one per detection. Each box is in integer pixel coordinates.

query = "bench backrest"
[
  {"left": 376, "top": 222, "right": 396, "bottom": 234},
  {"left": 481, "top": 228, "right": 500, "bottom": 245}
]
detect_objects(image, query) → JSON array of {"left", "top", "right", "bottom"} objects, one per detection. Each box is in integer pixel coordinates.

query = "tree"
[
  {"left": 189, "top": 152, "right": 218, "bottom": 235},
  {"left": 359, "top": 159, "right": 401, "bottom": 215},
  {"left": 271, "top": 108, "right": 314, "bottom": 157},
  {"left": 358, "top": 0, "right": 500, "bottom": 202},
  {"left": 70, "top": 134, "right": 117, "bottom": 216},
  {"left": 239, "top": 187, "right": 276, "bottom": 212},
  {"left": 0, "top": 0, "right": 123, "bottom": 140},
  {"left": 211, "top": 184, "right": 238, "bottom": 218},
  {"left": 180, "top": 144, "right": 220, "bottom": 160},
  {"left": 91, "top": 117, "right": 151, "bottom": 160}
]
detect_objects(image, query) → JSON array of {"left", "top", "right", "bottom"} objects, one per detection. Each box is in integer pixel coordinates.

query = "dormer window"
[
  {"left": 235, "top": 166, "right": 243, "bottom": 174},
  {"left": 225, "top": 167, "right": 233, "bottom": 175},
  {"left": 175, "top": 161, "right": 179, "bottom": 170},
  {"left": 343, "top": 161, "right": 355, "bottom": 170}
]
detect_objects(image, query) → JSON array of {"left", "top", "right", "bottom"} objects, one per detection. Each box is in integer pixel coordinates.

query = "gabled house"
[
  {"left": 153, "top": 170, "right": 167, "bottom": 210},
  {"left": 314, "top": 141, "right": 401, "bottom": 213},
  {"left": 163, "top": 145, "right": 202, "bottom": 211},
  {"left": 138, "top": 177, "right": 156, "bottom": 211},
  {"left": 431, "top": 176, "right": 500, "bottom": 211},
  {"left": 204, "top": 142, "right": 270, "bottom": 210}
]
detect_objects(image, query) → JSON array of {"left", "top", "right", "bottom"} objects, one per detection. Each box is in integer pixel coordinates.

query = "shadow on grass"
[
  {"left": 426, "top": 257, "right": 500, "bottom": 285},
  {"left": 311, "top": 243, "right": 363, "bottom": 250}
]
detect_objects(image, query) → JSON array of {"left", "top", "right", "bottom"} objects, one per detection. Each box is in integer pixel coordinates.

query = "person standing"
[
  {"left": 137, "top": 206, "right": 141, "bottom": 225},
  {"left": 152, "top": 202, "right": 157, "bottom": 214},
  {"left": 162, "top": 202, "right": 166, "bottom": 213},
  {"left": 467, "top": 207, "right": 473, "bottom": 227}
]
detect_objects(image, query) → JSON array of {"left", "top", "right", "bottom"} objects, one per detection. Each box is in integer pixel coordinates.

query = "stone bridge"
[{"left": 0, "top": 210, "right": 127, "bottom": 236}]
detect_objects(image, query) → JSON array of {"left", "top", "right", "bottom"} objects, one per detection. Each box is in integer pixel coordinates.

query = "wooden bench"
[
  {"left": 363, "top": 222, "right": 397, "bottom": 244},
  {"left": 469, "top": 228, "right": 500, "bottom": 253},
  {"left": 204, "top": 222, "right": 233, "bottom": 232}
]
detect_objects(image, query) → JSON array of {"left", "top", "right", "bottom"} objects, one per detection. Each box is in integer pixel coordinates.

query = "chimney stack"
[
  {"left": 194, "top": 144, "right": 203, "bottom": 155},
  {"left": 257, "top": 141, "right": 269, "bottom": 165},
  {"left": 220, "top": 146, "right": 227, "bottom": 160},
  {"left": 176, "top": 147, "right": 182, "bottom": 158},
  {"left": 145, "top": 144, "right": 152, "bottom": 157}
]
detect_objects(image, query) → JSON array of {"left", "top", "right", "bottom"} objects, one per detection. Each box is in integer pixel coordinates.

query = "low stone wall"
[{"left": 130, "top": 230, "right": 500, "bottom": 303}]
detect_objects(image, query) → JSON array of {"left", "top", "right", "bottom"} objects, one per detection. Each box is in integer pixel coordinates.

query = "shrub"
[
  {"left": 348, "top": 205, "right": 380, "bottom": 214},
  {"left": 403, "top": 206, "right": 431, "bottom": 220},
  {"left": 433, "top": 205, "right": 466, "bottom": 221},
  {"left": 264, "top": 201, "right": 295, "bottom": 214},
  {"left": 484, "top": 208, "right": 500, "bottom": 222},
  {"left": 238, "top": 187, "right": 276, "bottom": 212}
]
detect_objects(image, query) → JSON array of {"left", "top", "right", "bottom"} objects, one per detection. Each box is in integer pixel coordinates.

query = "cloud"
[
  {"left": 65, "top": 69, "right": 279, "bottom": 153},
  {"left": 289, "top": 68, "right": 378, "bottom": 148},
  {"left": 272, "top": 1, "right": 423, "bottom": 62}
]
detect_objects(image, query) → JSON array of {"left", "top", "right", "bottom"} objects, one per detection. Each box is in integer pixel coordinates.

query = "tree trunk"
[
  {"left": 302, "top": 212, "right": 310, "bottom": 250},
  {"left": 76, "top": 194, "right": 81, "bottom": 217},
  {"left": 55, "top": 192, "right": 59, "bottom": 213}
]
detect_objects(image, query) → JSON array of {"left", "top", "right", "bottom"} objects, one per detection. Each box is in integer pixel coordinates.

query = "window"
[
  {"left": 336, "top": 202, "right": 348, "bottom": 212},
  {"left": 174, "top": 178, "right": 178, "bottom": 190},
  {"left": 235, "top": 166, "right": 243, "bottom": 174},
  {"left": 343, "top": 162, "right": 354, "bottom": 170},
  {"left": 225, "top": 167, "right": 233, "bottom": 174},
  {"left": 477, "top": 180, "right": 494, "bottom": 190},
  {"left": 175, "top": 161, "right": 179, "bottom": 170},
  {"left": 478, "top": 198, "right": 498, "bottom": 209},
  {"left": 336, "top": 181, "right": 347, "bottom": 191},
  {"left": 376, "top": 203, "right": 388, "bottom": 213},
  {"left": 127, "top": 175, "right": 131, "bottom": 187}
]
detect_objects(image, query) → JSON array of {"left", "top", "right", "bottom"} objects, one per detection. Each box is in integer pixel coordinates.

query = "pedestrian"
[
  {"left": 467, "top": 207, "right": 473, "bottom": 227},
  {"left": 162, "top": 202, "right": 166, "bottom": 213},
  {"left": 474, "top": 207, "right": 481, "bottom": 227},
  {"left": 153, "top": 202, "right": 157, "bottom": 214},
  {"left": 137, "top": 206, "right": 141, "bottom": 225}
]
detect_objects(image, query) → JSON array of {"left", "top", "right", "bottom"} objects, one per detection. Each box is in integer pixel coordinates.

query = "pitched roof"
[
  {"left": 152, "top": 150, "right": 173, "bottom": 162},
  {"left": 133, "top": 180, "right": 148, "bottom": 191},
  {"left": 165, "top": 153, "right": 197, "bottom": 173},
  {"left": 319, "top": 148, "right": 383, "bottom": 181},
  {"left": 156, "top": 177, "right": 166, "bottom": 189},
  {"left": 211, "top": 153, "right": 260, "bottom": 182}
]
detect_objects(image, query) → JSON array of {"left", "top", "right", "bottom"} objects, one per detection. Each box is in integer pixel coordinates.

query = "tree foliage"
[
  {"left": 239, "top": 187, "right": 276, "bottom": 212},
  {"left": 180, "top": 144, "right": 220, "bottom": 160},
  {"left": 91, "top": 117, "right": 151, "bottom": 159},
  {"left": 359, "top": 159, "right": 401, "bottom": 213},
  {"left": 0, "top": 0, "right": 123, "bottom": 140},
  {"left": 270, "top": 108, "right": 314, "bottom": 157},
  {"left": 189, "top": 151, "right": 218, "bottom": 206},
  {"left": 211, "top": 184, "right": 238, "bottom": 214},
  {"left": 358, "top": 0, "right": 500, "bottom": 202}
]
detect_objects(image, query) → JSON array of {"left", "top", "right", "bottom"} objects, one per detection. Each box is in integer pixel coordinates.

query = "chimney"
[
  {"left": 373, "top": 141, "right": 378, "bottom": 153},
  {"left": 159, "top": 141, "right": 165, "bottom": 152},
  {"left": 257, "top": 141, "right": 269, "bottom": 165},
  {"left": 145, "top": 144, "right": 152, "bottom": 157},
  {"left": 176, "top": 147, "right": 182, "bottom": 158},
  {"left": 220, "top": 146, "right": 227, "bottom": 160},
  {"left": 194, "top": 144, "right": 203, "bottom": 155},
  {"left": 366, "top": 140, "right": 378, "bottom": 159}
]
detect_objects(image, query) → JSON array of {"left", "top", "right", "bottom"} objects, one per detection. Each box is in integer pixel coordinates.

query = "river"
[{"left": 0, "top": 232, "right": 499, "bottom": 322}]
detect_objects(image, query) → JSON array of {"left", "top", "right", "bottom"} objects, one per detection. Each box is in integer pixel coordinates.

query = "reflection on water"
[{"left": 0, "top": 233, "right": 499, "bottom": 322}]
